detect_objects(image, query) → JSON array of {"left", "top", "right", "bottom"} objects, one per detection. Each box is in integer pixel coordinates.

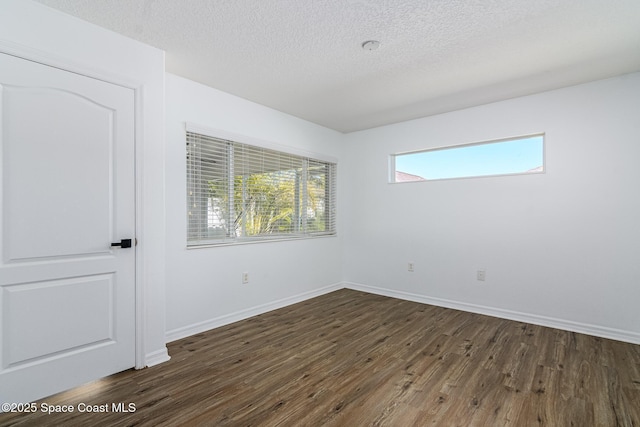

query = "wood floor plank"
[{"left": 2, "top": 289, "right": 639, "bottom": 426}]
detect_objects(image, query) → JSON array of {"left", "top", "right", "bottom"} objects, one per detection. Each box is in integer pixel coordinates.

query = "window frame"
[
  {"left": 390, "top": 133, "right": 545, "bottom": 183},
  {"left": 186, "top": 123, "right": 337, "bottom": 248}
]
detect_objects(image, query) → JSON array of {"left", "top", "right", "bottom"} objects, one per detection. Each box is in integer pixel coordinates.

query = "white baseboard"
[
  {"left": 344, "top": 281, "right": 640, "bottom": 345},
  {"left": 144, "top": 347, "right": 171, "bottom": 367},
  {"left": 165, "top": 281, "right": 640, "bottom": 346},
  {"left": 165, "top": 283, "right": 343, "bottom": 343}
]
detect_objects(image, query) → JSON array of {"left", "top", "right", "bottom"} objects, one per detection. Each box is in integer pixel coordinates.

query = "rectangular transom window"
[
  {"left": 391, "top": 134, "right": 544, "bottom": 182},
  {"left": 187, "top": 128, "right": 337, "bottom": 247}
]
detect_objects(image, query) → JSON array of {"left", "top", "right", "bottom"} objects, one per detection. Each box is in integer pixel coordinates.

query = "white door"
[{"left": 0, "top": 53, "right": 136, "bottom": 404}]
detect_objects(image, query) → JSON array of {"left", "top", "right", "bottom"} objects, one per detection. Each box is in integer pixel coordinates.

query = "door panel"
[
  {"left": 0, "top": 53, "right": 136, "bottom": 404},
  {"left": 4, "top": 275, "right": 113, "bottom": 366},
  {"left": 3, "top": 86, "right": 113, "bottom": 260}
]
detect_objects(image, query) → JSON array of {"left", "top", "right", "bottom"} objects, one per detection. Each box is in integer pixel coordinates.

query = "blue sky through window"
[{"left": 394, "top": 135, "right": 544, "bottom": 181}]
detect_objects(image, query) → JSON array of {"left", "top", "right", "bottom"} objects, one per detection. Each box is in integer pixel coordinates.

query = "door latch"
[{"left": 111, "top": 239, "right": 132, "bottom": 248}]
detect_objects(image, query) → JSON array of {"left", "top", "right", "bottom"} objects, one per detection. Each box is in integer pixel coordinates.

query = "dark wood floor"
[{"left": 2, "top": 289, "right": 639, "bottom": 426}]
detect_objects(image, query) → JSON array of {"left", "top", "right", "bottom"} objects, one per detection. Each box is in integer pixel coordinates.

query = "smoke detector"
[{"left": 361, "top": 40, "right": 380, "bottom": 51}]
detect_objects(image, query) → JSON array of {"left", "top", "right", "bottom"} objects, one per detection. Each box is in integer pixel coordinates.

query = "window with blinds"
[{"left": 187, "top": 130, "right": 337, "bottom": 246}]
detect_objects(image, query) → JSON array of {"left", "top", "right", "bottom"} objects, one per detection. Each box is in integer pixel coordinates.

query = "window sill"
[{"left": 186, "top": 233, "right": 337, "bottom": 249}]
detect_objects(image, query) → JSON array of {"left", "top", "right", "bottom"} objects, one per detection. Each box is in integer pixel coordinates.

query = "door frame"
[{"left": 0, "top": 42, "right": 147, "bottom": 370}]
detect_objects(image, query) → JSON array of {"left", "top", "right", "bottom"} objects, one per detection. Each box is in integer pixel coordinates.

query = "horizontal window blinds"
[{"left": 187, "top": 131, "right": 336, "bottom": 246}]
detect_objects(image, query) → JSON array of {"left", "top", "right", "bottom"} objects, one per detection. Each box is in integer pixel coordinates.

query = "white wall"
[
  {"left": 343, "top": 73, "right": 640, "bottom": 343},
  {"left": 165, "top": 73, "right": 344, "bottom": 340},
  {"left": 0, "top": 1, "right": 168, "bottom": 364}
]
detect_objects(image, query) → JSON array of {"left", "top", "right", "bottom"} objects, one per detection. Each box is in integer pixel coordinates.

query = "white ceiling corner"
[{"left": 34, "top": 0, "right": 640, "bottom": 133}]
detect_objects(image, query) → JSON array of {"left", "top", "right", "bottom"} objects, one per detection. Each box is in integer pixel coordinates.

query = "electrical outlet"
[
  {"left": 242, "top": 272, "right": 249, "bottom": 284},
  {"left": 408, "top": 262, "right": 414, "bottom": 272},
  {"left": 477, "top": 269, "right": 486, "bottom": 281}
]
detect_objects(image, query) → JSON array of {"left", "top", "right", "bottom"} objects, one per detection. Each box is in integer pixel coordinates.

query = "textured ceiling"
[{"left": 35, "top": 0, "right": 640, "bottom": 133}]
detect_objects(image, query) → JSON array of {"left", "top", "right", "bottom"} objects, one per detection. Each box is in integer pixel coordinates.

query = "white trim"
[
  {"left": 166, "top": 281, "right": 640, "bottom": 347},
  {"left": 185, "top": 122, "right": 339, "bottom": 164},
  {"left": 144, "top": 348, "right": 171, "bottom": 368},
  {"left": 133, "top": 83, "right": 146, "bottom": 369},
  {"left": 166, "top": 283, "right": 343, "bottom": 343},
  {"left": 343, "top": 282, "right": 640, "bottom": 345},
  {"left": 187, "top": 233, "right": 337, "bottom": 249}
]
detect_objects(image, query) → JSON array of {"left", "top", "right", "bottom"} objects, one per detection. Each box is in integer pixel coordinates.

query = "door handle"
[{"left": 111, "top": 239, "right": 132, "bottom": 248}]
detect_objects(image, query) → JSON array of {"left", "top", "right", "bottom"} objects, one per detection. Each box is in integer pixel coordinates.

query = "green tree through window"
[{"left": 187, "top": 131, "right": 336, "bottom": 246}]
